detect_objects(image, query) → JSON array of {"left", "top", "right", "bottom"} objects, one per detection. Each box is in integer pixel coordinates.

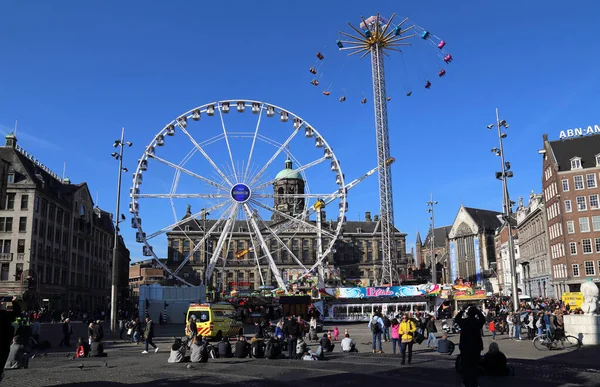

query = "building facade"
[
  {"left": 129, "top": 258, "right": 166, "bottom": 296},
  {"left": 415, "top": 226, "right": 451, "bottom": 283},
  {"left": 541, "top": 133, "right": 600, "bottom": 296},
  {"left": 164, "top": 159, "right": 408, "bottom": 291},
  {"left": 447, "top": 205, "right": 502, "bottom": 291},
  {"left": 494, "top": 221, "right": 521, "bottom": 296},
  {"left": 0, "top": 133, "right": 130, "bottom": 312},
  {"left": 515, "top": 192, "right": 553, "bottom": 298}
]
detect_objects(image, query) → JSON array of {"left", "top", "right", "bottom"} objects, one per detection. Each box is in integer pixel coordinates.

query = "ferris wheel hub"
[{"left": 230, "top": 183, "right": 252, "bottom": 203}]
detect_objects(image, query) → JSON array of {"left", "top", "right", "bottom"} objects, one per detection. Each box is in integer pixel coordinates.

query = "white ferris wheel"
[{"left": 129, "top": 100, "right": 352, "bottom": 291}]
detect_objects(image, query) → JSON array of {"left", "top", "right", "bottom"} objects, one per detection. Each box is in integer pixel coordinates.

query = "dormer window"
[
  {"left": 571, "top": 157, "right": 582, "bottom": 170},
  {"left": 356, "top": 228, "right": 362, "bottom": 233},
  {"left": 596, "top": 154, "right": 600, "bottom": 167},
  {"left": 7, "top": 173, "right": 14, "bottom": 183},
  {"left": 184, "top": 225, "right": 190, "bottom": 232}
]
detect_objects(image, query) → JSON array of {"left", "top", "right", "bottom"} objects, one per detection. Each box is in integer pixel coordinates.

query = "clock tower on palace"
[{"left": 272, "top": 156, "right": 305, "bottom": 221}]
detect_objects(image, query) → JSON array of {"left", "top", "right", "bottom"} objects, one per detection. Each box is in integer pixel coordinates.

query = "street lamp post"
[
  {"left": 427, "top": 194, "right": 438, "bottom": 284},
  {"left": 110, "top": 128, "right": 132, "bottom": 338},
  {"left": 202, "top": 208, "right": 209, "bottom": 286},
  {"left": 488, "top": 109, "right": 519, "bottom": 311}
]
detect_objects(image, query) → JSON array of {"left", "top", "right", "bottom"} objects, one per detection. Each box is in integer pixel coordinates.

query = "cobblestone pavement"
[{"left": 5, "top": 323, "right": 599, "bottom": 386}]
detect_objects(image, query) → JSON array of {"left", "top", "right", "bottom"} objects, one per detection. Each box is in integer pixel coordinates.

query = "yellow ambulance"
[{"left": 186, "top": 302, "right": 244, "bottom": 341}]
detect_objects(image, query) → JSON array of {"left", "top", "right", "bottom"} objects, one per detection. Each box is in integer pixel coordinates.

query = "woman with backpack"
[{"left": 368, "top": 312, "right": 384, "bottom": 354}]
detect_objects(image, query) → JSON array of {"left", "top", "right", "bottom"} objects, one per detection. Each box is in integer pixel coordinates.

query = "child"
[
  {"left": 327, "top": 330, "right": 332, "bottom": 342},
  {"left": 344, "top": 328, "right": 349, "bottom": 337},
  {"left": 489, "top": 320, "right": 496, "bottom": 341},
  {"left": 333, "top": 327, "right": 339, "bottom": 341}
]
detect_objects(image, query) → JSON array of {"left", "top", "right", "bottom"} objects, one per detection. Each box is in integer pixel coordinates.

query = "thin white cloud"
[{"left": 0, "top": 123, "right": 62, "bottom": 150}]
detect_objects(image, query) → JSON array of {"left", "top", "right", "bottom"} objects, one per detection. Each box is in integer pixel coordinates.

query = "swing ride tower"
[{"left": 339, "top": 14, "right": 416, "bottom": 285}]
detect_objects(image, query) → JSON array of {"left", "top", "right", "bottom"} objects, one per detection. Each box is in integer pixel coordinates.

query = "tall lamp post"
[
  {"left": 426, "top": 194, "right": 438, "bottom": 284},
  {"left": 110, "top": 128, "right": 132, "bottom": 337},
  {"left": 488, "top": 109, "right": 519, "bottom": 311},
  {"left": 201, "top": 208, "right": 210, "bottom": 286}
]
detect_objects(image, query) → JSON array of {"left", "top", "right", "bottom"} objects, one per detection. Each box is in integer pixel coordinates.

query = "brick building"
[{"left": 541, "top": 133, "right": 600, "bottom": 296}]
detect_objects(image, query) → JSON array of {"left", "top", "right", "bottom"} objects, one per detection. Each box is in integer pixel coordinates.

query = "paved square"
[{"left": 4, "top": 322, "right": 599, "bottom": 386}]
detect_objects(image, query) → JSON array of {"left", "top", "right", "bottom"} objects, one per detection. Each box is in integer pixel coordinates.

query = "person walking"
[
  {"left": 59, "top": 318, "right": 72, "bottom": 348},
  {"left": 457, "top": 306, "right": 486, "bottom": 387},
  {"left": 399, "top": 314, "right": 416, "bottom": 365},
  {"left": 142, "top": 316, "right": 159, "bottom": 354},
  {"left": 425, "top": 316, "right": 438, "bottom": 349},
  {"left": 368, "top": 312, "right": 384, "bottom": 353}
]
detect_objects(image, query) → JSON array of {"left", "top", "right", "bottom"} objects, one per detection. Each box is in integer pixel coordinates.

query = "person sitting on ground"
[
  {"left": 320, "top": 333, "right": 335, "bottom": 353},
  {"left": 302, "top": 349, "right": 319, "bottom": 361},
  {"left": 436, "top": 334, "right": 455, "bottom": 355},
  {"left": 217, "top": 337, "right": 233, "bottom": 358},
  {"left": 234, "top": 336, "right": 252, "bottom": 358},
  {"left": 295, "top": 337, "right": 308, "bottom": 359},
  {"left": 190, "top": 336, "right": 208, "bottom": 363},
  {"left": 76, "top": 337, "right": 89, "bottom": 358},
  {"left": 482, "top": 342, "right": 510, "bottom": 376},
  {"left": 89, "top": 340, "right": 108, "bottom": 357},
  {"left": 4, "top": 336, "right": 28, "bottom": 369},
  {"left": 340, "top": 333, "right": 358, "bottom": 353},
  {"left": 167, "top": 338, "right": 188, "bottom": 363}
]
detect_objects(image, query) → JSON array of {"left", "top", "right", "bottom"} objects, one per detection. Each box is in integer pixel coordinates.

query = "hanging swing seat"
[
  {"left": 323, "top": 91, "right": 331, "bottom": 96},
  {"left": 309, "top": 67, "right": 317, "bottom": 74},
  {"left": 425, "top": 81, "right": 432, "bottom": 89},
  {"left": 316, "top": 52, "right": 324, "bottom": 60},
  {"left": 311, "top": 79, "right": 319, "bottom": 86}
]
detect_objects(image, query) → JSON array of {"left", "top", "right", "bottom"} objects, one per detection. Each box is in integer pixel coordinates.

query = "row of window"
[
  {"left": 562, "top": 173, "right": 598, "bottom": 191},
  {"left": 551, "top": 242, "right": 566, "bottom": 259},
  {"left": 0, "top": 217, "right": 27, "bottom": 233},
  {"left": 567, "top": 238, "right": 600, "bottom": 255},
  {"left": 549, "top": 221, "right": 563, "bottom": 240},
  {"left": 569, "top": 155, "right": 600, "bottom": 171},
  {"left": 566, "top": 216, "right": 600, "bottom": 234},
  {"left": 544, "top": 182, "right": 559, "bottom": 203},
  {"left": 553, "top": 263, "right": 568, "bottom": 279},
  {"left": 564, "top": 194, "right": 599, "bottom": 212},
  {"left": 2, "top": 194, "right": 29, "bottom": 211},
  {"left": 547, "top": 200, "right": 560, "bottom": 221},
  {"left": 572, "top": 261, "right": 600, "bottom": 277},
  {"left": 519, "top": 217, "right": 545, "bottom": 242}
]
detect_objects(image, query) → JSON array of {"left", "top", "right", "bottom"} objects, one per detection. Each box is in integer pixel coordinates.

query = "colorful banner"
[
  {"left": 453, "top": 289, "right": 486, "bottom": 300},
  {"left": 321, "top": 284, "right": 441, "bottom": 299},
  {"left": 474, "top": 237, "right": 481, "bottom": 285},
  {"left": 450, "top": 241, "right": 457, "bottom": 283}
]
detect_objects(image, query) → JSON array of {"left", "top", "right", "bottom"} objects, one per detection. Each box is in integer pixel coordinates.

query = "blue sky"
[{"left": 1, "top": 1, "right": 600, "bottom": 261}]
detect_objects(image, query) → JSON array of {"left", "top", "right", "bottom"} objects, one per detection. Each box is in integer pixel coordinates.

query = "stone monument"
[{"left": 564, "top": 279, "right": 600, "bottom": 344}]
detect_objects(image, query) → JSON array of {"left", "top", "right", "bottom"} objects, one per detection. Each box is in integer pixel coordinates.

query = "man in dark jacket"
[
  {"left": 142, "top": 317, "right": 158, "bottom": 354},
  {"left": 93, "top": 320, "right": 104, "bottom": 342},
  {"left": 217, "top": 337, "right": 233, "bottom": 358},
  {"left": 283, "top": 316, "right": 300, "bottom": 359},
  {"left": 234, "top": 336, "right": 251, "bottom": 358},
  {"left": 425, "top": 316, "right": 438, "bottom": 348},
  {"left": 0, "top": 298, "right": 21, "bottom": 380},
  {"left": 457, "top": 306, "right": 486, "bottom": 387}
]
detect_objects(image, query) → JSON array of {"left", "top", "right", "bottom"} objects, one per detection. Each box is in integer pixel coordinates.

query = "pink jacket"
[{"left": 391, "top": 323, "right": 400, "bottom": 339}]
